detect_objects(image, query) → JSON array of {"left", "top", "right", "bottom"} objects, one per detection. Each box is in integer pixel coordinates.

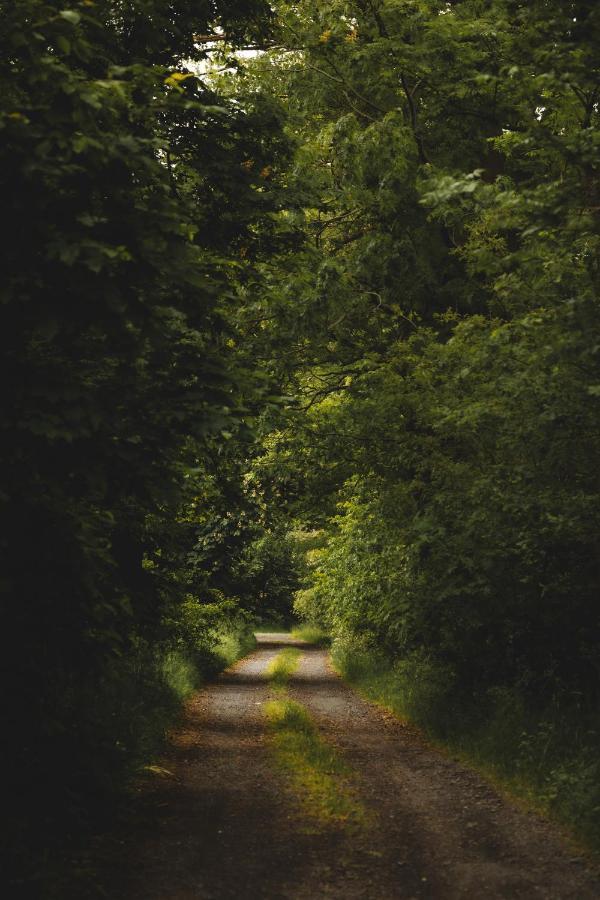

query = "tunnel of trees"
[{"left": 2, "top": 0, "right": 600, "bottom": 890}]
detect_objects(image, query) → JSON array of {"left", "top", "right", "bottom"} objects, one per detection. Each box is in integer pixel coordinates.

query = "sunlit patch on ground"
[{"left": 264, "top": 647, "right": 367, "bottom": 830}]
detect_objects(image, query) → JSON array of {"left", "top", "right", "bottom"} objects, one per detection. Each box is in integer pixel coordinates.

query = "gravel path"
[{"left": 106, "top": 634, "right": 600, "bottom": 899}]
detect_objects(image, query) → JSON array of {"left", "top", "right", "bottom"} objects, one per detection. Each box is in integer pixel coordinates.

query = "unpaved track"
[{"left": 107, "top": 634, "right": 600, "bottom": 899}]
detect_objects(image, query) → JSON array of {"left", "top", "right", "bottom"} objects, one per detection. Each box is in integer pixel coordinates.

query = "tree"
[
  {"left": 237, "top": 0, "right": 600, "bottom": 696},
  {"left": 0, "top": 0, "right": 285, "bottom": 883}
]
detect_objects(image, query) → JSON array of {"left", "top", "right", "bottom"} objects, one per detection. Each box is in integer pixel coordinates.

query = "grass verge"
[
  {"left": 264, "top": 697, "right": 366, "bottom": 828},
  {"left": 26, "top": 622, "right": 257, "bottom": 900},
  {"left": 254, "top": 622, "right": 292, "bottom": 633},
  {"left": 331, "top": 636, "right": 600, "bottom": 855},
  {"left": 291, "top": 624, "right": 331, "bottom": 646}
]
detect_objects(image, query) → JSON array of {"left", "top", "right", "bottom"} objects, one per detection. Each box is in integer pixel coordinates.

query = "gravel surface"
[{"left": 104, "top": 634, "right": 600, "bottom": 899}]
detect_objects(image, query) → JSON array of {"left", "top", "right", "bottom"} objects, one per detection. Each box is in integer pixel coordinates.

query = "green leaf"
[{"left": 59, "top": 9, "right": 81, "bottom": 25}]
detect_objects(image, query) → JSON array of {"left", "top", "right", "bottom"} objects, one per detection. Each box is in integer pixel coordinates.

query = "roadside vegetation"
[
  {"left": 104, "top": 608, "right": 256, "bottom": 773},
  {"left": 332, "top": 637, "right": 600, "bottom": 852},
  {"left": 291, "top": 625, "right": 331, "bottom": 647}
]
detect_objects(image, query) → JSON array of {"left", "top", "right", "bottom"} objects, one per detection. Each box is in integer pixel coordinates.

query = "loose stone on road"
[{"left": 112, "top": 633, "right": 600, "bottom": 899}]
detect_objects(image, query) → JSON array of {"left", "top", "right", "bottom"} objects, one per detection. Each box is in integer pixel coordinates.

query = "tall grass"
[
  {"left": 332, "top": 634, "right": 600, "bottom": 854},
  {"left": 161, "top": 627, "right": 256, "bottom": 702},
  {"left": 82, "top": 623, "right": 257, "bottom": 790},
  {"left": 29, "top": 621, "right": 257, "bottom": 899},
  {"left": 291, "top": 624, "right": 331, "bottom": 646}
]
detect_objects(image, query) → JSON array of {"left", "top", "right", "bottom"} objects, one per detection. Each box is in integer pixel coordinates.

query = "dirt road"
[{"left": 107, "top": 634, "right": 600, "bottom": 899}]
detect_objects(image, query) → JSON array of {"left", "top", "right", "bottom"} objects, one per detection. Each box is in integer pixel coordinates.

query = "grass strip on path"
[
  {"left": 265, "top": 698, "right": 366, "bottom": 828},
  {"left": 265, "top": 647, "right": 302, "bottom": 691},
  {"left": 264, "top": 646, "right": 366, "bottom": 829}
]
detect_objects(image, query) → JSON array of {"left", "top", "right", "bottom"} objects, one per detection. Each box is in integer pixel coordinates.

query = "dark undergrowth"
[
  {"left": 332, "top": 634, "right": 600, "bottom": 857},
  {"left": 8, "top": 617, "right": 256, "bottom": 900}
]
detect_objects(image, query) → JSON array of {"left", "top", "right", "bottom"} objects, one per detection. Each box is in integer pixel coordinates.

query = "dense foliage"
[
  {"left": 239, "top": 0, "right": 600, "bottom": 841},
  {"left": 245, "top": 0, "right": 600, "bottom": 680},
  {"left": 3, "top": 0, "right": 600, "bottom": 887},
  {"left": 0, "top": 0, "right": 296, "bottom": 887}
]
